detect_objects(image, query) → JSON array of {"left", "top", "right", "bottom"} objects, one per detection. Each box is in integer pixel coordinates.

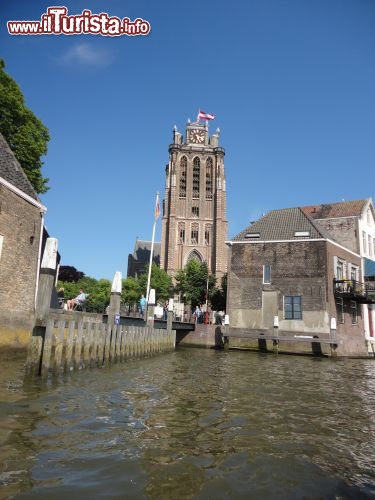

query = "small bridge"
[{"left": 102, "top": 315, "right": 196, "bottom": 342}]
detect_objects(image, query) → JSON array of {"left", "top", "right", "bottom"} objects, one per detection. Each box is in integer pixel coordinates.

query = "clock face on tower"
[{"left": 189, "top": 129, "right": 205, "bottom": 144}]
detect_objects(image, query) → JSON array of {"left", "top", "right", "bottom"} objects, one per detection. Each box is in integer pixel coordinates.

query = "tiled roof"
[
  {"left": 301, "top": 199, "right": 368, "bottom": 219},
  {"left": 132, "top": 240, "right": 161, "bottom": 261},
  {"left": 0, "top": 132, "right": 39, "bottom": 200},
  {"left": 233, "top": 207, "right": 332, "bottom": 242}
]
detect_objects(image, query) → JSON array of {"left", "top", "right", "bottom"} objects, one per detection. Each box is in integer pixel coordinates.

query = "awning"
[{"left": 365, "top": 258, "right": 375, "bottom": 277}]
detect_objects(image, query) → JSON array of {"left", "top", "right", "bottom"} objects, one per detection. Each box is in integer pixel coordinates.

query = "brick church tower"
[{"left": 160, "top": 118, "right": 228, "bottom": 279}]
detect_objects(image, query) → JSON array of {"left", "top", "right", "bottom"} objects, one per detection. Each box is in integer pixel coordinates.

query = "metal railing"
[{"left": 333, "top": 279, "right": 375, "bottom": 302}]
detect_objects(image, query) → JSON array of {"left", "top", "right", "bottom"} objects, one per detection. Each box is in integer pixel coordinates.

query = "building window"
[
  {"left": 206, "top": 158, "right": 213, "bottom": 199},
  {"left": 284, "top": 296, "right": 302, "bottom": 320},
  {"left": 178, "top": 223, "right": 185, "bottom": 243},
  {"left": 263, "top": 265, "right": 271, "bottom": 284},
  {"left": 179, "top": 156, "right": 187, "bottom": 198},
  {"left": 205, "top": 225, "right": 211, "bottom": 245},
  {"left": 350, "top": 265, "right": 358, "bottom": 282},
  {"left": 369, "top": 235, "right": 372, "bottom": 257},
  {"left": 363, "top": 231, "right": 367, "bottom": 255},
  {"left": 336, "top": 259, "right": 344, "bottom": 280},
  {"left": 192, "top": 206, "right": 199, "bottom": 217},
  {"left": 336, "top": 297, "right": 344, "bottom": 323},
  {"left": 192, "top": 157, "right": 200, "bottom": 199},
  {"left": 191, "top": 223, "right": 199, "bottom": 244},
  {"left": 350, "top": 300, "right": 357, "bottom": 324}
]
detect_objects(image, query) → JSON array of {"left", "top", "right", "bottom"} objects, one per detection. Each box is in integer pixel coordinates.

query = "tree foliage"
[
  {"left": 174, "top": 260, "right": 216, "bottom": 308},
  {"left": 210, "top": 273, "right": 227, "bottom": 311},
  {"left": 121, "top": 276, "right": 142, "bottom": 307},
  {"left": 138, "top": 263, "right": 173, "bottom": 303},
  {"left": 57, "top": 264, "right": 173, "bottom": 313},
  {"left": 57, "top": 276, "right": 111, "bottom": 311},
  {"left": 0, "top": 59, "right": 50, "bottom": 193},
  {"left": 87, "top": 279, "right": 111, "bottom": 309},
  {"left": 58, "top": 265, "right": 85, "bottom": 282}
]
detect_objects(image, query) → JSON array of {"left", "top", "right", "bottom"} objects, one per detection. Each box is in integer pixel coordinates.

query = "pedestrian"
[
  {"left": 193, "top": 305, "right": 203, "bottom": 324},
  {"left": 67, "top": 289, "right": 87, "bottom": 311},
  {"left": 163, "top": 300, "right": 168, "bottom": 320},
  {"left": 139, "top": 294, "right": 146, "bottom": 318}
]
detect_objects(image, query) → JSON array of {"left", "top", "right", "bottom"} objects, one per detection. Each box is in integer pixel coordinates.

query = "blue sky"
[{"left": 1, "top": 0, "right": 374, "bottom": 280}]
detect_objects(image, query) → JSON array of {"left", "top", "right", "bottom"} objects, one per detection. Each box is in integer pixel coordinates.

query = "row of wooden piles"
[{"left": 26, "top": 318, "right": 176, "bottom": 377}]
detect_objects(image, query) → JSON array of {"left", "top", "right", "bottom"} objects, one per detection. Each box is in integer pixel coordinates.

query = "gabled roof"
[
  {"left": 233, "top": 207, "right": 333, "bottom": 242},
  {"left": 0, "top": 132, "right": 39, "bottom": 201},
  {"left": 132, "top": 239, "right": 161, "bottom": 262},
  {"left": 301, "top": 199, "right": 369, "bottom": 219}
]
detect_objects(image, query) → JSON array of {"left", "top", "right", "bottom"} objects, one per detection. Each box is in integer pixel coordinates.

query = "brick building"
[
  {"left": 226, "top": 206, "right": 371, "bottom": 357},
  {"left": 127, "top": 239, "right": 161, "bottom": 278},
  {"left": 0, "top": 132, "right": 47, "bottom": 348},
  {"left": 160, "top": 120, "right": 228, "bottom": 280},
  {"left": 301, "top": 198, "right": 375, "bottom": 341}
]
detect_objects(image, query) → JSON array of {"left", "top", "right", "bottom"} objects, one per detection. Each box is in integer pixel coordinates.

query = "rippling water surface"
[{"left": 1, "top": 348, "right": 375, "bottom": 499}]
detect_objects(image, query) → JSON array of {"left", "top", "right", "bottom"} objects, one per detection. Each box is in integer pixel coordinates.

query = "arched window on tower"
[
  {"left": 205, "top": 224, "right": 212, "bottom": 245},
  {"left": 192, "top": 157, "right": 200, "bottom": 199},
  {"left": 191, "top": 223, "right": 199, "bottom": 245},
  {"left": 187, "top": 250, "right": 203, "bottom": 264},
  {"left": 178, "top": 222, "right": 185, "bottom": 243},
  {"left": 179, "top": 156, "right": 187, "bottom": 198},
  {"left": 206, "top": 158, "right": 213, "bottom": 199}
]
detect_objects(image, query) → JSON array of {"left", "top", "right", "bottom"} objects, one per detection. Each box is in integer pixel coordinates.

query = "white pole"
[
  {"left": 146, "top": 218, "right": 156, "bottom": 304},
  {"left": 146, "top": 192, "right": 160, "bottom": 304},
  {"left": 205, "top": 275, "right": 209, "bottom": 324}
]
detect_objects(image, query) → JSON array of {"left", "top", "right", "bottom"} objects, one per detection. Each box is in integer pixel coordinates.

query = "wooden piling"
[
  {"left": 27, "top": 312, "right": 176, "bottom": 377},
  {"left": 75, "top": 320, "right": 84, "bottom": 369},
  {"left": 41, "top": 318, "right": 54, "bottom": 377},
  {"left": 54, "top": 319, "right": 65, "bottom": 372}
]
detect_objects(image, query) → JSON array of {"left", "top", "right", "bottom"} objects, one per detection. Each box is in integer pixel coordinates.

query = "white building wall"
[{"left": 357, "top": 199, "right": 375, "bottom": 345}]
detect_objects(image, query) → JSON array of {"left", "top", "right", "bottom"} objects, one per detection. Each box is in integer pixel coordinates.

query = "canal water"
[{"left": 1, "top": 348, "right": 375, "bottom": 499}]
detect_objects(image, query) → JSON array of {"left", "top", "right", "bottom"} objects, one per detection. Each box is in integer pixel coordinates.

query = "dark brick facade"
[
  {"left": 0, "top": 185, "right": 43, "bottom": 345},
  {"left": 227, "top": 239, "right": 368, "bottom": 357},
  {"left": 0, "top": 132, "right": 46, "bottom": 348}
]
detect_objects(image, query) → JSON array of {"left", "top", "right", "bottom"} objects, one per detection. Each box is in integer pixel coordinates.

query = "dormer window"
[
  {"left": 245, "top": 233, "right": 260, "bottom": 239},
  {"left": 294, "top": 231, "right": 310, "bottom": 237}
]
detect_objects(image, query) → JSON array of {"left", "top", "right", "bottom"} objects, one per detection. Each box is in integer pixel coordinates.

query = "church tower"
[{"left": 160, "top": 118, "right": 228, "bottom": 279}]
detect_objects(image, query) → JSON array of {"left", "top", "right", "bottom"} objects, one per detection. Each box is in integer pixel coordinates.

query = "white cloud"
[{"left": 59, "top": 42, "right": 114, "bottom": 66}]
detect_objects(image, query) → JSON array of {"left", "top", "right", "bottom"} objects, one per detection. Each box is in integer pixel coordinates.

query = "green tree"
[
  {"left": 0, "top": 59, "right": 50, "bottom": 193},
  {"left": 121, "top": 276, "right": 142, "bottom": 313},
  {"left": 57, "top": 276, "right": 111, "bottom": 312},
  {"left": 58, "top": 265, "right": 85, "bottom": 282},
  {"left": 175, "top": 260, "right": 216, "bottom": 308},
  {"left": 210, "top": 273, "right": 227, "bottom": 311},
  {"left": 86, "top": 278, "right": 111, "bottom": 310},
  {"left": 138, "top": 263, "right": 173, "bottom": 304}
]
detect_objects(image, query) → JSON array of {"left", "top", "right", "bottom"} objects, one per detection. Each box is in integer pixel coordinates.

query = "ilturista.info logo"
[{"left": 7, "top": 6, "right": 151, "bottom": 36}]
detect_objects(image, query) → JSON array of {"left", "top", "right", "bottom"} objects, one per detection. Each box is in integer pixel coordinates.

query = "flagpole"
[
  {"left": 146, "top": 218, "right": 156, "bottom": 304},
  {"left": 146, "top": 192, "right": 159, "bottom": 305},
  {"left": 205, "top": 274, "right": 209, "bottom": 324}
]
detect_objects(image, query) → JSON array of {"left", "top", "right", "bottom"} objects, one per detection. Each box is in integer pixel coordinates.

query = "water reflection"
[{"left": 0, "top": 349, "right": 375, "bottom": 499}]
